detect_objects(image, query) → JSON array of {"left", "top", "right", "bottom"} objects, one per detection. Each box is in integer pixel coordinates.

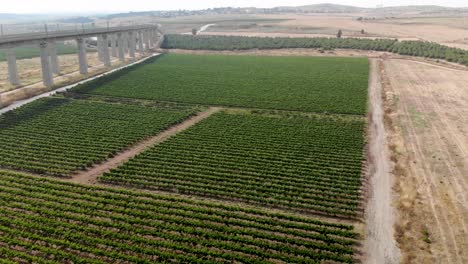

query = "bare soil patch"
[
  {"left": 70, "top": 107, "right": 221, "bottom": 185},
  {"left": 363, "top": 58, "right": 401, "bottom": 264},
  {"left": 383, "top": 58, "right": 468, "bottom": 264}
]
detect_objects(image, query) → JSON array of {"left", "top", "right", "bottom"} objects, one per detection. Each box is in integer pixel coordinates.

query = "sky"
[{"left": 2, "top": 0, "right": 467, "bottom": 14}]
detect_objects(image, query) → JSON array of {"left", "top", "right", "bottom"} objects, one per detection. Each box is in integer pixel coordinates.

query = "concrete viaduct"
[{"left": 0, "top": 24, "right": 163, "bottom": 88}]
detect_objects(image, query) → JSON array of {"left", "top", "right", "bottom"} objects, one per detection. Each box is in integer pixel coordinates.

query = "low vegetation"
[
  {"left": 162, "top": 34, "right": 468, "bottom": 66},
  {"left": 100, "top": 111, "right": 366, "bottom": 218},
  {"left": 0, "top": 170, "right": 359, "bottom": 263},
  {"left": 0, "top": 97, "right": 195, "bottom": 176},
  {"left": 73, "top": 53, "right": 369, "bottom": 115}
]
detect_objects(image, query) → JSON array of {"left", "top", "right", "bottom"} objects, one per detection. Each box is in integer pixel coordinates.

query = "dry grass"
[
  {"left": 0, "top": 52, "right": 145, "bottom": 107},
  {"left": 382, "top": 58, "right": 468, "bottom": 264}
]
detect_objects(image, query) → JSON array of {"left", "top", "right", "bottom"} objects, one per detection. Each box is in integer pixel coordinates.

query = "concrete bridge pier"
[
  {"left": 110, "top": 34, "right": 117, "bottom": 57},
  {"left": 138, "top": 31, "right": 144, "bottom": 53},
  {"left": 149, "top": 30, "right": 155, "bottom": 49},
  {"left": 129, "top": 31, "right": 136, "bottom": 59},
  {"left": 5, "top": 48, "right": 20, "bottom": 85},
  {"left": 144, "top": 30, "right": 150, "bottom": 50},
  {"left": 48, "top": 42, "right": 60, "bottom": 75},
  {"left": 117, "top": 33, "right": 125, "bottom": 62},
  {"left": 123, "top": 34, "right": 129, "bottom": 54},
  {"left": 101, "top": 34, "right": 111, "bottom": 67},
  {"left": 39, "top": 42, "right": 54, "bottom": 88},
  {"left": 76, "top": 37, "right": 88, "bottom": 75},
  {"left": 97, "top": 35, "right": 104, "bottom": 62}
]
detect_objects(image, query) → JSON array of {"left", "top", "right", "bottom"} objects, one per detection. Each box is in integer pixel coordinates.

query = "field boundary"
[{"left": 69, "top": 107, "right": 221, "bottom": 185}]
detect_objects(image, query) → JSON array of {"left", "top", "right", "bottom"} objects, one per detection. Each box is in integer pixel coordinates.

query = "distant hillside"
[
  {"left": 274, "top": 4, "right": 368, "bottom": 13},
  {"left": 57, "top": 16, "right": 94, "bottom": 24}
]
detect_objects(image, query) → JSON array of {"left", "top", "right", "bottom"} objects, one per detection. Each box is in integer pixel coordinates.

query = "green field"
[
  {"left": 100, "top": 111, "right": 365, "bottom": 218},
  {"left": 0, "top": 52, "right": 369, "bottom": 262},
  {"left": 0, "top": 43, "right": 78, "bottom": 61},
  {"left": 0, "top": 97, "right": 195, "bottom": 176},
  {"left": 0, "top": 170, "right": 359, "bottom": 263},
  {"left": 74, "top": 54, "right": 369, "bottom": 115}
]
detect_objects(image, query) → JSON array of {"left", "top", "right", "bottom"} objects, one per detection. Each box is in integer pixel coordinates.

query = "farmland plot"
[
  {"left": 0, "top": 97, "right": 196, "bottom": 177},
  {"left": 74, "top": 54, "right": 369, "bottom": 115},
  {"left": 0, "top": 170, "right": 360, "bottom": 264},
  {"left": 100, "top": 111, "right": 366, "bottom": 218}
]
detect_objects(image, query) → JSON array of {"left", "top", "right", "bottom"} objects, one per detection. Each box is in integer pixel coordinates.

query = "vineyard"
[
  {"left": 100, "top": 111, "right": 366, "bottom": 218},
  {"left": 162, "top": 34, "right": 468, "bottom": 66},
  {"left": 0, "top": 170, "right": 360, "bottom": 263},
  {"left": 73, "top": 53, "right": 369, "bottom": 115},
  {"left": 0, "top": 97, "right": 195, "bottom": 177},
  {"left": 0, "top": 51, "right": 370, "bottom": 262}
]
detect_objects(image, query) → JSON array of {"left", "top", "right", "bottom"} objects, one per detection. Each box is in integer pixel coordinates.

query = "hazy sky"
[{"left": 3, "top": 0, "right": 468, "bottom": 14}]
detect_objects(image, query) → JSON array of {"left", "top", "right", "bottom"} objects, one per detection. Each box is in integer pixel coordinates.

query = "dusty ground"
[
  {"left": 383, "top": 59, "right": 468, "bottom": 264},
  {"left": 202, "top": 14, "right": 468, "bottom": 50},
  {"left": 70, "top": 107, "right": 221, "bottom": 184},
  {"left": 363, "top": 59, "right": 401, "bottom": 264},
  {"left": 0, "top": 52, "right": 145, "bottom": 107}
]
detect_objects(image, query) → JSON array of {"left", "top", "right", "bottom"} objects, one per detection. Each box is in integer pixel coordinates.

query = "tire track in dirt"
[
  {"left": 383, "top": 59, "right": 467, "bottom": 263},
  {"left": 69, "top": 107, "right": 221, "bottom": 185},
  {"left": 363, "top": 58, "right": 400, "bottom": 264}
]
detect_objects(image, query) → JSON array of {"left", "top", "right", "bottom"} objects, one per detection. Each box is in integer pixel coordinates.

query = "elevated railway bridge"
[{"left": 0, "top": 24, "right": 163, "bottom": 88}]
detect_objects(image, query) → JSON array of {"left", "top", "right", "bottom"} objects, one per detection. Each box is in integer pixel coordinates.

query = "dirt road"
[
  {"left": 70, "top": 107, "right": 221, "bottom": 184},
  {"left": 383, "top": 59, "right": 468, "bottom": 263},
  {"left": 363, "top": 58, "right": 401, "bottom": 264}
]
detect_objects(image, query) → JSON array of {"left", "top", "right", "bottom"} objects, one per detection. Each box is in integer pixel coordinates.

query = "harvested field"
[{"left": 383, "top": 59, "right": 468, "bottom": 264}]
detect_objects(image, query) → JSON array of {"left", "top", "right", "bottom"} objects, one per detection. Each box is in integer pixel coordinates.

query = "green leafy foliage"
[
  {"left": 0, "top": 97, "right": 195, "bottom": 177},
  {"left": 101, "top": 111, "right": 366, "bottom": 218},
  {"left": 162, "top": 34, "right": 468, "bottom": 66},
  {"left": 73, "top": 53, "right": 369, "bottom": 115},
  {"left": 0, "top": 170, "right": 359, "bottom": 263}
]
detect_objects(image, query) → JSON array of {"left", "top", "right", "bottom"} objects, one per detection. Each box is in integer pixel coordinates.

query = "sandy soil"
[
  {"left": 383, "top": 59, "right": 468, "bottom": 264},
  {"left": 0, "top": 53, "right": 144, "bottom": 107},
  {"left": 70, "top": 107, "right": 221, "bottom": 184},
  {"left": 201, "top": 14, "right": 468, "bottom": 50},
  {"left": 363, "top": 58, "right": 401, "bottom": 264}
]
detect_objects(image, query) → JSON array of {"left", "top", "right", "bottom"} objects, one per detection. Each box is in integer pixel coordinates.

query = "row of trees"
[{"left": 162, "top": 34, "right": 468, "bottom": 66}]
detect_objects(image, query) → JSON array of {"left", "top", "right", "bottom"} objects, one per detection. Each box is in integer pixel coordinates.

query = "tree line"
[{"left": 162, "top": 34, "right": 468, "bottom": 66}]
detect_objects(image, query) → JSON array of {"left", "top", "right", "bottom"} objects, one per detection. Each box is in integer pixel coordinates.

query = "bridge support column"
[
  {"left": 49, "top": 41, "right": 60, "bottom": 75},
  {"left": 39, "top": 42, "right": 53, "bottom": 88},
  {"left": 123, "top": 34, "right": 129, "bottom": 54},
  {"left": 77, "top": 37, "right": 88, "bottom": 74},
  {"left": 97, "top": 35, "right": 104, "bottom": 62},
  {"left": 6, "top": 48, "right": 20, "bottom": 85},
  {"left": 145, "top": 30, "right": 150, "bottom": 50},
  {"left": 138, "top": 31, "right": 144, "bottom": 53},
  {"left": 111, "top": 34, "right": 117, "bottom": 57},
  {"left": 117, "top": 33, "right": 125, "bottom": 62},
  {"left": 149, "top": 30, "right": 155, "bottom": 48},
  {"left": 129, "top": 31, "right": 136, "bottom": 58},
  {"left": 102, "top": 34, "right": 111, "bottom": 67}
]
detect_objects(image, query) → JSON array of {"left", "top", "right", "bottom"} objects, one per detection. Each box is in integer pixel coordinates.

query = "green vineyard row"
[
  {"left": 0, "top": 97, "right": 196, "bottom": 176},
  {"left": 101, "top": 111, "right": 366, "bottom": 218},
  {"left": 0, "top": 170, "right": 359, "bottom": 263},
  {"left": 72, "top": 53, "right": 369, "bottom": 115}
]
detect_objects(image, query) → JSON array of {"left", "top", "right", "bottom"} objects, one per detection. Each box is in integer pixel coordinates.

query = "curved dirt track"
[
  {"left": 383, "top": 58, "right": 468, "bottom": 263},
  {"left": 363, "top": 58, "right": 401, "bottom": 264}
]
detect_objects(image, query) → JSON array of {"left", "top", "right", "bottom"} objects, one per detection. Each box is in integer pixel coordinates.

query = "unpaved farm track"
[
  {"left": 363, "top": 58, "right": 401, "bottom": 264},
  {"left": 70, "top": 107, "right": 221, "bottom": 184},
  {"left": 383, "top": 59, "right": 468, "bottom": 264}
]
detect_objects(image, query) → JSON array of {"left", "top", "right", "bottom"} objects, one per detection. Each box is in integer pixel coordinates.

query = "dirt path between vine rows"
[
  {"left": 69, "top": 107, "right": 221, "bottom": 185},
  {"left": 363, "top": 58, "right": 401, "bottom": 264}
]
